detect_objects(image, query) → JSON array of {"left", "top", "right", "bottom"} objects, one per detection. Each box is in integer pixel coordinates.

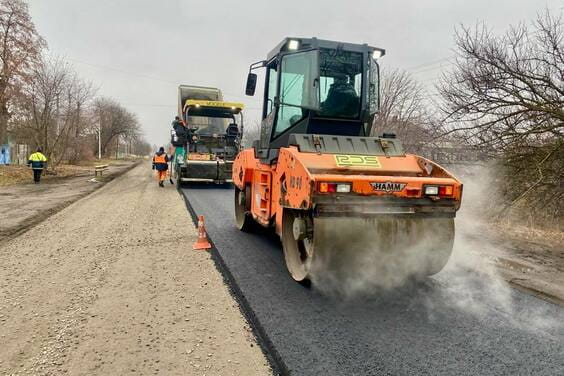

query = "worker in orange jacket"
[{"left": 152, "top": 147, "right": 170, "bottom": 187}]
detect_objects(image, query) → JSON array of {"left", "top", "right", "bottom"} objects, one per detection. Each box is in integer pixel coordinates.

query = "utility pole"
[{"left": 98, "top": 122, "right": 102, "bottom": 160}]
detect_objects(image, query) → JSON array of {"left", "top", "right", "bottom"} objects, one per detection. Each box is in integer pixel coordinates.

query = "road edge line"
[{"left": 177, "top": 186, "right": 289, "bottom": 376}]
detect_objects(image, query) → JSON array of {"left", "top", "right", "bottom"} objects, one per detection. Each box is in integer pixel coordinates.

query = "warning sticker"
[
  {"left": 188, "top": 153, "right": 211, "bottom": 161},
  {"left": 334, "top": 155, "right": 382, "bottom": 168}
]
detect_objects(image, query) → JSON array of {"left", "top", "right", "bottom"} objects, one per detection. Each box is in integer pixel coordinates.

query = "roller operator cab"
[{"left": 232, "top": 38, "right": 463, "bottom": 285}]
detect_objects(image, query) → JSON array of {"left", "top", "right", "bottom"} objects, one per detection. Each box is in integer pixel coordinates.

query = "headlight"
[
  {"left": 424, "top": 186, "right": 439, "bottom": 195},
  {"left": 288, "top": 39, "right": 299, "bottom": 50},
  {"left": 424, "top": 185, "right": 454, "bottom": 197},
  {"left": 336, "top": 183, "right": 351, "bottom": 193},
  {"left": 318, "top": 182, "right": 351, "bottom": 193}
]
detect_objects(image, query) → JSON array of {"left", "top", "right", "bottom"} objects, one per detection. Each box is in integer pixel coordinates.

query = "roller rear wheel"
[{"left": 234, "top": 186, "right": 254, "bottom": 232}]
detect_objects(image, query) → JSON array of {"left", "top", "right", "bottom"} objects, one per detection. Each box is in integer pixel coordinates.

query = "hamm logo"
[{"left": 371, "top": 182, "right": 407, "bottom": 193}]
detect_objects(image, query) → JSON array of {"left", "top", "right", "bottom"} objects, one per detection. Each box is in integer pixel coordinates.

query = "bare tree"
[
  {"left": 92, "top": 97, "right": 141, "bottom": 157},
  {"left": 373, "top": 69, "right": 425, "bottom": 133},
  {"left": 438, "top": 11, "right": 563, "bottom": 146},
  {"left": 372, "top": 68, "right": 440, "bottom": 154},
  {"left": 242, "top": 120, "right": 261, "bottom": 148},
  {"left": 438, "top": 10, "right": 563, "bottom": 223},
  {"left": 10, "top": 57, "right": 96, "bottom": 167},
  {"left": 16, "top": 57, "right": 70, "bottom": 163},
  {"left": 129, "top": 136, "right": 151, "bottom": 156},
  {"left": 0, "top": 0, "right": 46, "bottom": 144},
  {"left": 67, "top": 74, "right": 96, "bottom": 163}
]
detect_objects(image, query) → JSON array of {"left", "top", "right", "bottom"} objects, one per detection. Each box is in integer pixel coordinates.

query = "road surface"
[{"left": 181, "top": 184, "right": 564, "bottom": 376}]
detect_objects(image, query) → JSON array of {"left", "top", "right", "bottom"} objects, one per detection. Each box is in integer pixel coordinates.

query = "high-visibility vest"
[
  {"left": 29, "top": 152, "right": 47, "bottom": 162},
  {"left": 153, "top": 154, "right": 166, "bottom": 164}
]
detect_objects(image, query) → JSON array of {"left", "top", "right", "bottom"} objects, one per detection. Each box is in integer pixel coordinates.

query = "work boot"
[{"left": 159, "top": 181, "right": 164, "bottom": 187}]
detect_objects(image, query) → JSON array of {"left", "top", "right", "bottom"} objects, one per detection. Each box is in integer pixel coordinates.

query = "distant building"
[
  {"left": 0, "top": 144, "right": 9, "bottom": 165},
  {"left": 404, "top": 142, "right": 490, "bottom": 166},
  {"left": 0, "top": 143, "right": 29, "bottom": 165}
]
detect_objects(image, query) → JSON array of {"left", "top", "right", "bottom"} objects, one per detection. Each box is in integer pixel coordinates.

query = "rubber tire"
[{"left": 234, "top": 186, "right": 254, "bottom": 232}]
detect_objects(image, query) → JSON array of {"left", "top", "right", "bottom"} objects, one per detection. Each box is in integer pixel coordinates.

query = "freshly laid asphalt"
[{"left": 181, "top": 185, "right": 564, "bottom": 376}]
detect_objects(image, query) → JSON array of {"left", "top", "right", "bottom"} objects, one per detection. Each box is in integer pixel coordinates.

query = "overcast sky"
[{"left": 28, "top": 0, "right": 562, "bottom": 147}]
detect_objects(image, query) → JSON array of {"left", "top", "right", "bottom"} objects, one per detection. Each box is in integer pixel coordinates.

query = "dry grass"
[
  {"left": 0, "top": 164, "right": 91, "bottom": 186},
  {"left": 0, "top": 159, "right": 135, "bottom": 186},
  {"left": 0, "top": 165, "right": 31, "bottom": 186}
]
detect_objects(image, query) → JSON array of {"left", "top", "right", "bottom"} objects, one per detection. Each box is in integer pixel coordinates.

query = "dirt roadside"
[
  {"left": 0, "top": 161, "right": 139, "bottom": 244},
  {"left": 451, "top": 166, "right": 563, "bottom": 306},
  {"left": 0, "top": 162, "right": 270, "bottom": 375},
  {"left": 0, "top": 161, "right": 125, "bottom": 187},
  {"left": 469, "top": 228, "right": 564, "bottom": 306}
]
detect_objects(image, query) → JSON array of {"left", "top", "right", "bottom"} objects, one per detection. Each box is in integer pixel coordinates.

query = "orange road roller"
[{"left": 232, "top": 37, "right": 463, "bottom": 284}]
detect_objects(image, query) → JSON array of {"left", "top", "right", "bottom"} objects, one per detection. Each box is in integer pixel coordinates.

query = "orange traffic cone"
[{"left": 193, "top": 215, "right": 212, "bottom": 251}]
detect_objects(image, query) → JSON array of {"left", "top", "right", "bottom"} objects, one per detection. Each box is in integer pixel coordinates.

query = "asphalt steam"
[
  {"left": 310, "top": 166, "right": 563, "bottom": 334},
  {"left": 309, "top": 216, "right": 454, "bottom": 296}
]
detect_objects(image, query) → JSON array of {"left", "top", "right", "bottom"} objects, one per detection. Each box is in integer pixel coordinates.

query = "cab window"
[
  {"left": 274, "top": 50, "right": 319, "bottom": 138},
  {"left": 318, "top": 49, "right": 363, "bottom": 119}
]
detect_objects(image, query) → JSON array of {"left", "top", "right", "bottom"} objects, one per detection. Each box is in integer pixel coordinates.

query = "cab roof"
[{"left": 266, "top": 37, "right": 386, "bottom": 61}]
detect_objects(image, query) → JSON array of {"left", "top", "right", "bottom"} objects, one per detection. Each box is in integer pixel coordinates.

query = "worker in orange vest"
[{"left": 152, "top": 147, "right": 170, "bottom": 187}]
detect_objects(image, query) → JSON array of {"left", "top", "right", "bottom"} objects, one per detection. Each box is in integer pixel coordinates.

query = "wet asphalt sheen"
[{"left": 181, "top": 185, "right": 564, "bottom": 376}]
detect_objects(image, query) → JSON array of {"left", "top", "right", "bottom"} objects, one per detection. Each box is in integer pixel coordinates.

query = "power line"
[
  {"left": 406, "top": 12, "right": 563, "bottom": 76},
  {"left": 60, "top": 55, "right": 179, "bottom": 86},
  {"left": 411, "top": 62, "right": 454, "bottom": 76},
  {"left": 47, "top": 53, "right": 254, "bottom": 101},
  {"left": 406, "top": 56, "right": 454, "bottom": 71}
]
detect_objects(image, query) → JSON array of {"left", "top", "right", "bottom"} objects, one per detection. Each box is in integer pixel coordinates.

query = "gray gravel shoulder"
[{"left": 0, "top": 162, "right": 271, "bottom": 376}]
